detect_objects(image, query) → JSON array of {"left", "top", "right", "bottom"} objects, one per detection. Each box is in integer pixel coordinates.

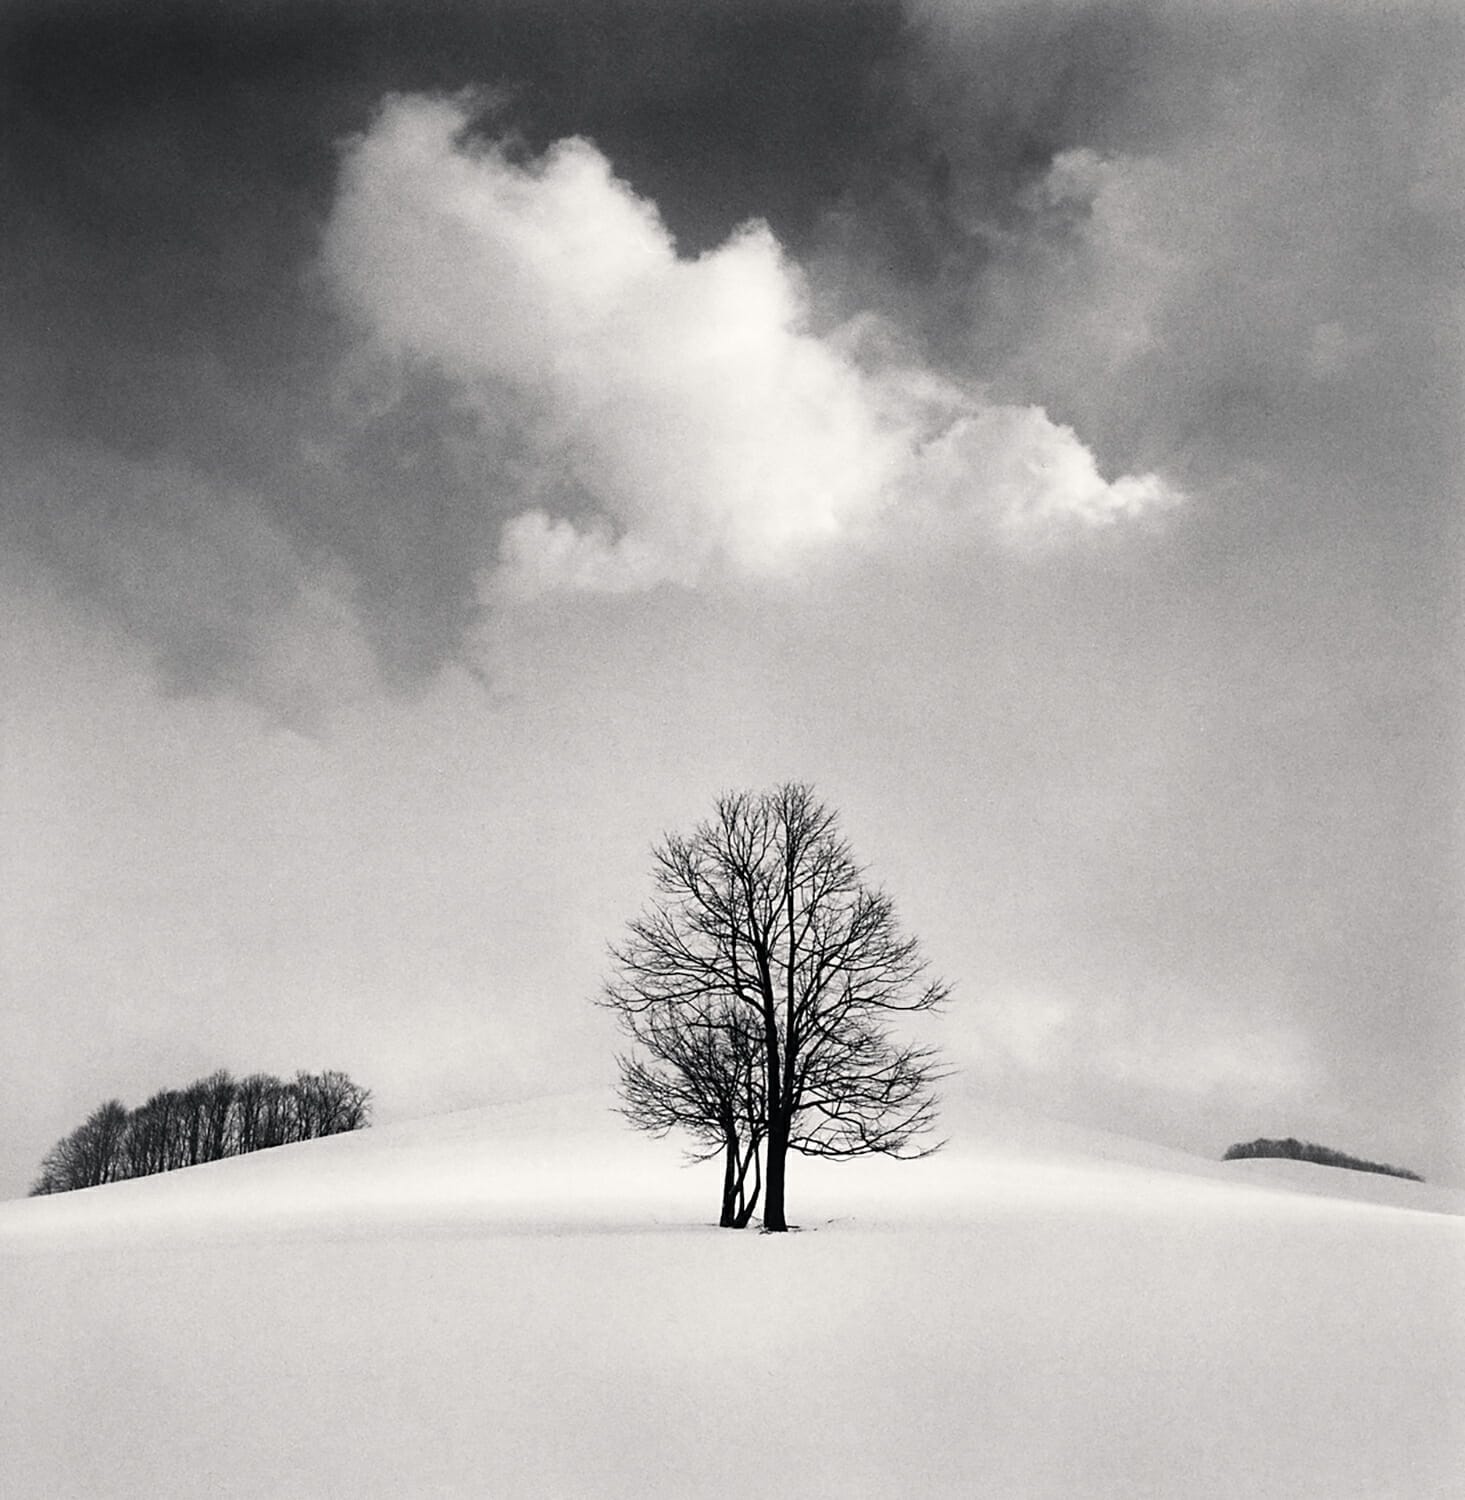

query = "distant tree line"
[
  {"left": 30, "top": 1070, "right": 371, "bottom": 1195},
  {"left": 1222, "top": 1137, "right": 1422, "bottom": 1182}
]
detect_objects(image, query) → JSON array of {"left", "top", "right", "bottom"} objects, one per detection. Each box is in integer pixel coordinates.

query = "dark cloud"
[
  {"left": 1, "top": 0, "right": 1457, "bottom": 710},
  {"left": 0, "top": 0, "right": 919, "bottom": 446},
  {"left": 0, "top": 0, "right": 932, "bottom": 695},
  {"left": 871, "top": 3, "right": 1462, "bottom": 477}
]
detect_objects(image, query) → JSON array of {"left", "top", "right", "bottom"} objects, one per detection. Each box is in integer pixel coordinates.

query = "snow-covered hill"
[{"left": 2, "top": 1090, "right": 1460, "bottom": 1498}]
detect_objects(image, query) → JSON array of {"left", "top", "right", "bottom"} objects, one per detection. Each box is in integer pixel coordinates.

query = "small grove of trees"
[
  {"left": 601, "top": 783, "right": 947, "bottom": 1232},
  {"left": 1222, "top": 1137, "right": 1423, "bottom": 1182},
  {"left": 31, "top": 1070, "right": 371, "bottom": 1195}
]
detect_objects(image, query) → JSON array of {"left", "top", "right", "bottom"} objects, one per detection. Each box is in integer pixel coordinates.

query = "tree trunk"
[
  {"left": 759, "top": 967, "right": 788, "bottom": 1231},
  {"left": 719, "top": 1136, "right": 738, "bottom": 1227},
  {"left": 733, "top": 1140, "right": 762, "bottom": 1228},
  {"left": 762, "top": 1112, "right": 789, "bottom": 1231}
]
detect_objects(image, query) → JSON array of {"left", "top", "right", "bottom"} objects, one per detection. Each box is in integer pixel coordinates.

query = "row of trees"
[
  {"left": 601, "top": 783, "right": 947, "bottom": 1232},
  {"left": 1223, "top": 1137, "right": 1423, "bottom": 1181},
  {"left": 31, "top": 1069, "right": 371, "bottom": 1195}
]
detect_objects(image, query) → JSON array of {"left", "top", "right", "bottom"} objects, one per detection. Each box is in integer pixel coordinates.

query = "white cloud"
[
  {"left": 914, "top": 403, "right": 1179, "bottom": 545},
  {"left": 323, "top": 94, "right": 1180, "bottom": 596},
  {"left": 496, "top": 512, "right": 671, "bottom": 597}
]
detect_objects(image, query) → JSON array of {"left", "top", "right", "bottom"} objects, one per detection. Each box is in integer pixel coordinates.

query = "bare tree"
[
  {"left": 259, "top": 1077, "right": 294, "bottom": 1148},
  {"left": 608, "top": 998, "right": 767, "bottom": 1227},
  {"left": 76, "top": 1099, "right": 129, "bottom": 1186},
  {"left": 604, "top": 783, "right": 947, "bottom": 1231},
  {"left": 29, "top": 1100, "right": 128, "bottom": 1194},
  {"left": 315, "top": 1070, "right": 373, "bottom": 1135},
  {"left": 198, "top": 1070, "right": 238, "bottom": 1162},
  {"left": 292, "top": 1070, "right": 373, "bottom": 1139},
  {"left": 29, "top": 1141, "right": 71, "bottom": 1196},
  {"left": 122, "top": 1089, "right": 187, "bottom": 1177},
  {"left": 179, "top": 1077, "right": 211, "bottom": 1167},
  {"left": 290, "top": 1071, "right": 324, "bottom": 1140},
  {"left": 231, "top": 1072, "right": 273, "bottom": 1156}
]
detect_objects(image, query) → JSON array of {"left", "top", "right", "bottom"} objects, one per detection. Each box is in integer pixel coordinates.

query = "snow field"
[{"left": 2, "top": 1092, "right": 1460, "bottom": 1498}]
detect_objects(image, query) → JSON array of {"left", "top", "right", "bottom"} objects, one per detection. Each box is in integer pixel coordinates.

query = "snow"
[{"left": 2, "top": 1089, "right": 1461, "bottom": 1498}]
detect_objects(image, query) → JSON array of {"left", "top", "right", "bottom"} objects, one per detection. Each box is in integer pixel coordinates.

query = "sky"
[{"left": 1, "top": 0, "right": 1460, "bottom": 1198}]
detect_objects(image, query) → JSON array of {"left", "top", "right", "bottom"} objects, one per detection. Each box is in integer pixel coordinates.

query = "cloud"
[
  {"left": 913, "top": 402, "right": 1178, "bottom": 545},
  {"left": 908, "top": 3, "right": 1463, "bottom": 504},
  {"left": 323, "top": 93, "right": 1179, "bottom": 597},
  {"left": 966, "top": 990, "right": 1322, "bottom": 1113}
]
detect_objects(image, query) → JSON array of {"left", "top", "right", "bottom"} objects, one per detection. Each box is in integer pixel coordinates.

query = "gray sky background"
[{"left": 2, "top": 0, "right": 1459, "bottom": 1198}]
